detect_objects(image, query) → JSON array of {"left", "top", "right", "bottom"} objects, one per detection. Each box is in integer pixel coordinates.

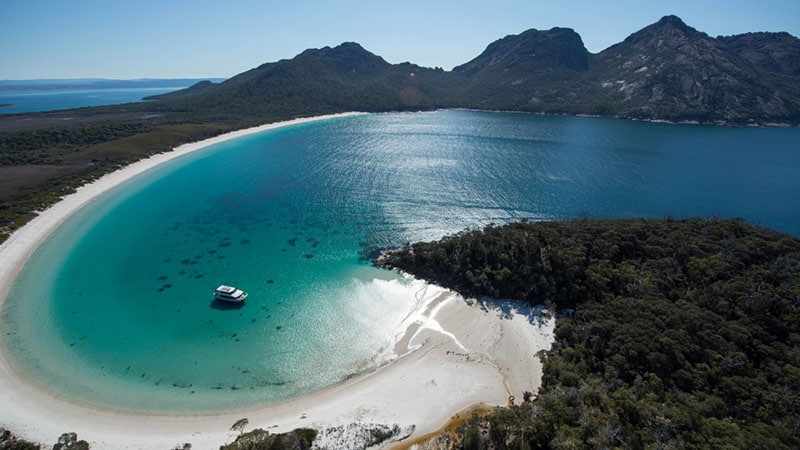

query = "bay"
[
  {"left": 2, "top": 110, "right": 799, "bottom": 412},
  {"left": 0, "top": 87, "right": 184, "bottom": 114}
]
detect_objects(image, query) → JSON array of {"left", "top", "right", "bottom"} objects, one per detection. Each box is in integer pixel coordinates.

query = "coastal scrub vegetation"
[
  {"left": 379, "top": 218, "right": 800, "bottom": 448},
  {"left": 0, "top": 429, "right": 89, "bottom": 450},
  {"left": 0, "top": 121, "right": 232, "bottom": 242},
  {"left": 0, "top": 428, "right": 38, "bottom": 450},
  {"left": 219, "top": 427, "right": 316, "bottom": 450},
  {"left": 230, "top": 418, "right": 250, "bottom": 436}
]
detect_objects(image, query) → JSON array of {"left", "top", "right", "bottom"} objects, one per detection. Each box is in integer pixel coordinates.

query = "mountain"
[
  {"left": 112, "top": 16, "right": 800, "bottom": 125},
  {"left": 588, "top": 15, "right": 800, "bottom": 123},
  {"left": 448, "top": 15, "right": 800, "bottom": 124},
  {"left": 449, "top": 27, "right": 593, "bottom": 112},
  {"left": 146, "top": 42, "right": 452, "bottom": 123},
  {"left": 718, "top": 31, "right": 800, "bottom": 77},
  {"left": 453, "top": 27, "right": 589, "bottom": 76}
]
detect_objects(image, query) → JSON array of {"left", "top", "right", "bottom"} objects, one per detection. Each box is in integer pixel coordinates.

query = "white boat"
[{"left": 213, "top": 285, "right": 248, "bottom": 303}]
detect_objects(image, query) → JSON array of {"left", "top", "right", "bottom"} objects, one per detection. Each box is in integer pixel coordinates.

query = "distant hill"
[
  {"left": 145, "top": 43, "right": 452, "bottom": 123},
  {"left": 449, "top": 27, "right": 594, "bottom": 113},
  {"left": 143, "top": 80, "right": 220, "bottom": 102},
  {"left": 146, "top": 15, "right": 799, "bottom": 126},
  {"left": 586, "top": 16, "right": 800, "bottom": 124}
]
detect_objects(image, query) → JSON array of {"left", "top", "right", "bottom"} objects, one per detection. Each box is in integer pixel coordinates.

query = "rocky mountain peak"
[
  {"left": 453, "top": 27, "right": 589, "bottom": 76},
  {"left": 621, "top": 14, "right": 710, "bottom": 50},
  {"left": 719, "top": 32, "right": 800, "bottom": 76}
]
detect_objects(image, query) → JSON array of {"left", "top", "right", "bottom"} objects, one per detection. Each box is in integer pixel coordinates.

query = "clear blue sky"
[{"left": 2, "top": 0, "right": 798, "bottom": 80}]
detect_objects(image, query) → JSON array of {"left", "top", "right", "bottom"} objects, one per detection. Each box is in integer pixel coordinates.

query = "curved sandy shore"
[{"left": 0, "top": 113, "right": 555, "bottom": 449}]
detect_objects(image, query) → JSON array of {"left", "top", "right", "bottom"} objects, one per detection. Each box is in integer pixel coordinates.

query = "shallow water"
[{"left": 3, "top": 110, "right": 799, "bottom": 412}]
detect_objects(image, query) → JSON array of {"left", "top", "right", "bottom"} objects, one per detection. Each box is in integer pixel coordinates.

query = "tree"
[{"left": 230, "top": 418, "right": 249, "bottom": 436}]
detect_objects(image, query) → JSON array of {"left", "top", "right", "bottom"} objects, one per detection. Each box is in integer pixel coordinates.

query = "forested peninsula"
[{"left": 378, "top": 218, "right": 800, "bottom": 448}]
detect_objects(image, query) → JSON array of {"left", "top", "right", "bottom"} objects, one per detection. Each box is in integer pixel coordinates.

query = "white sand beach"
[{"left": 0, "top": 113, "right": 555, "bottom": 449}]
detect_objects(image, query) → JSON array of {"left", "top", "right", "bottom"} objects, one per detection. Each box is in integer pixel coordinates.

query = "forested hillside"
[
  {"left": 144, "top": 42, "right": 453, "bottom": 124},
  {"left": 378, "top": 218, "right": 800, "bottom": 448}
]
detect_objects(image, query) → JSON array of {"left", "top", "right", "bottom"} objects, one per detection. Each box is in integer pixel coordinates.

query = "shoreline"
[
  {"left": 0, "top": 112, "right": 556, "bottom": 449},
  {"left": 451, "top": 107, "right": 800, "bottom": 127}
]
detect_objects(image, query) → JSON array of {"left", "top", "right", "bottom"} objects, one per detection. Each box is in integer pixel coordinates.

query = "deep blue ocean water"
[
  {"left": 0, "top": 87, "right": 183, "bottom": 114},
  {"left": 3, "top": 110, "right": 799, "bottom": 412}
]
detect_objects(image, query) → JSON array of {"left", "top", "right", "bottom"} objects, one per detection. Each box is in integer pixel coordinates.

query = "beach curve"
[{"left": 0, "top": 113, "right": 555, "bottom": 449}]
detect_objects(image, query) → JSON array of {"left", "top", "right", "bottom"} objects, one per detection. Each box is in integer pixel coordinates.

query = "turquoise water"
[
  {"left": 3, "top": 110, "right": 799, "bottom": 412},
  {"left": 0, "top": 87, "right": 183, "bottom": 114}
]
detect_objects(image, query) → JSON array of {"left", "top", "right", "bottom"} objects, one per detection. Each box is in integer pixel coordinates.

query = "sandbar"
[{"left": 0, "top": 113, "right": 555, "bottom": 449}]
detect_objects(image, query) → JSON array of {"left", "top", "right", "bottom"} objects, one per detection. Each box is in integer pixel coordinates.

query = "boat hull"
[
  {"left": 213, "top": 285, "right": 248, "bottom": 303},
  {"left": 213, "top": 293, "right": 247, "bottom": 303}
]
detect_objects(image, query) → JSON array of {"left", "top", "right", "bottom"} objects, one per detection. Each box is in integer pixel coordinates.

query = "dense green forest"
[{"left": 379, "top": 218, "right": 800, "bottom": 448}]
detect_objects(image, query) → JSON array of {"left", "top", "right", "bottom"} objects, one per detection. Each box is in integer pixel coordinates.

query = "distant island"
[
  {"left": 0, "top": 104, "right": 14, "bottom": 108},
  {"left": 0, "top": 78, "right": 227, "bottom": 92}
]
